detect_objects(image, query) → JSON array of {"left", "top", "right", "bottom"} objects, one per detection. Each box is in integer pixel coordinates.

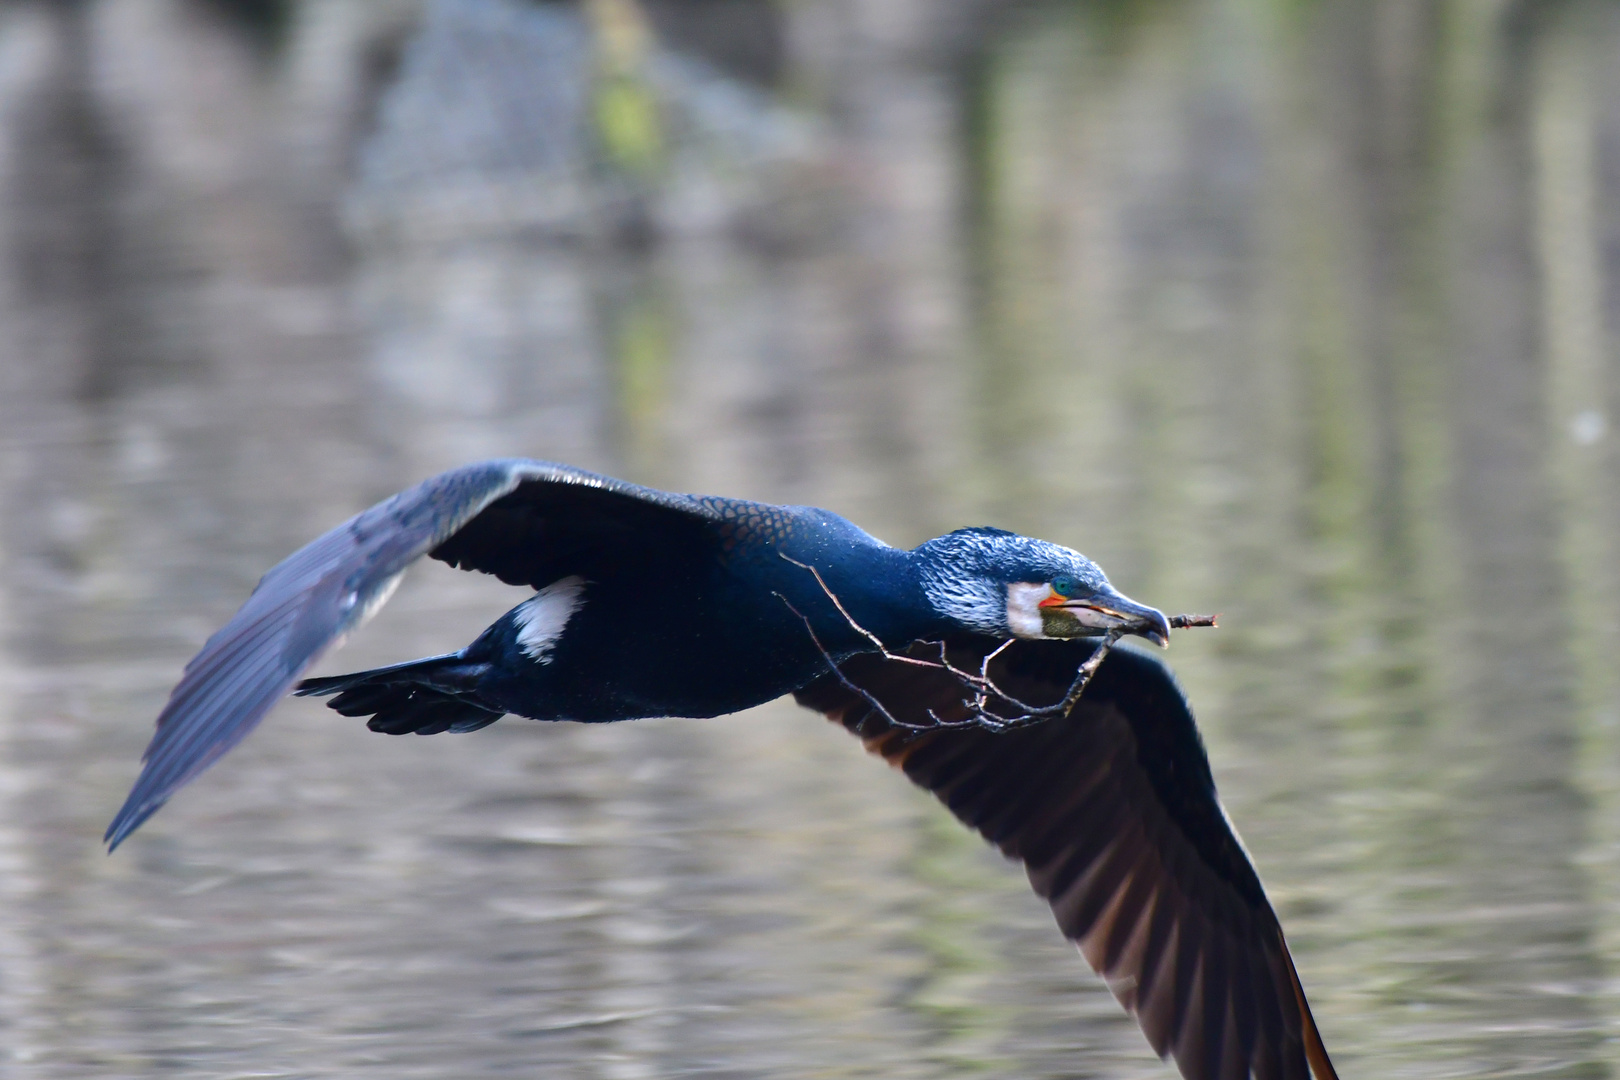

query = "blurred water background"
[{"left": 0, "top": 0, "right": 1619, "bottom": 1076}]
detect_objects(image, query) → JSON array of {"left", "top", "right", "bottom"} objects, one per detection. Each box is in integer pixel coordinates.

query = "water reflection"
[{"left": 1, "top": 0, "right": 1619, "bottom": 1075}]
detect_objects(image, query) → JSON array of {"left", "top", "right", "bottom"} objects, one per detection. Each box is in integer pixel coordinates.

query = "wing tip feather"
[{"left": 1283, "top": 939, "right": 1339, "bottom": 1080}]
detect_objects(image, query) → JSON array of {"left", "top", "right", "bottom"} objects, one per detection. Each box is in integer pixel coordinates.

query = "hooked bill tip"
[{"left": 1131, "top": 604, "right": 1172, "bottom": 648}]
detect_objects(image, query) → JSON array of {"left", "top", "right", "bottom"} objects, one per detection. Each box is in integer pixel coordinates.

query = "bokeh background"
[{"left": 0, "top": 0, "right": 1618, "bottom": 1076}]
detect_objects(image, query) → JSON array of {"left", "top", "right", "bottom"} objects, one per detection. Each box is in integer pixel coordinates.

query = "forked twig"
[
  {"left": 775, "top": 554, "right": 941, "bottom": 671},
  {"left": 772, "top": 591, "right": 909, "bottom": 737},
  {"left": 775, "top": 553, "right": 1217, "bottom": 736},
  {"left": 776, "top": 554, "right": 1028, "bottom": 711}
]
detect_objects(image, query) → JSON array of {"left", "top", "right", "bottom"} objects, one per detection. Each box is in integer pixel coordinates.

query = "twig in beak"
[{"left": 775, "top": 553, "right": 1157, "bottom": 736}]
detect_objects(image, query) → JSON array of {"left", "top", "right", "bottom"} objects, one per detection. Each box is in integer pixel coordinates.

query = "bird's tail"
[{"left": 295, "top": 653, "right": 503, "bottom": 735}]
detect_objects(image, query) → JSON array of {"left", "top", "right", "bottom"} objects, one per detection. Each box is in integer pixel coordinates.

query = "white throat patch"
[
  {"left": 515, "top": 575, "right": 586, "bottom": 663},
  {"left": 1004, "top": 582, "right": 1049, "bottom": 638}
]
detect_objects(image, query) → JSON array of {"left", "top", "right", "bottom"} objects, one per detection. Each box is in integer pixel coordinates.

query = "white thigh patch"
[{"left": 515, "top": 575, "right": 586, "bottom": 662}]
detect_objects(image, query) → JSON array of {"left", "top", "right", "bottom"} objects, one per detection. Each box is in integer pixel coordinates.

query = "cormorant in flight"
[{"left": 106, "top": 459, "right": 1338, "bottom": 1080}]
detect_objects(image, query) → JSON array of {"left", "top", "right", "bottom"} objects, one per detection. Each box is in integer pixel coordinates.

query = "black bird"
[{"left": 107, "top": 459, "right": 1338, "bottom": 1080}]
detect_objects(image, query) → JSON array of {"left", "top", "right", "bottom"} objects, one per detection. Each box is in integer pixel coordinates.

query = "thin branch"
[
  {"left": 776, "top": 553, "right": 940, "bottom": 670},
  {"left": 772, "top": 591, "right": 906, "bottom": 737},
  {"left": 775, "top": 553, "right": 1216, "bottom": 736}
]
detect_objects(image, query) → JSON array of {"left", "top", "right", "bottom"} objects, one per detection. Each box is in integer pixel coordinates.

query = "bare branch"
[
  {"left": 776, "top": 554, "right": 1216, "bottom": 736},
  {"left": 772, "top": 591, "right": 907, "bottom": 737},
  {"left": 775, "top": 553, "right": 940, "bottom": 670}
]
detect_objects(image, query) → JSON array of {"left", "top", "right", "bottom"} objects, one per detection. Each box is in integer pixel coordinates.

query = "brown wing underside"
[{"left": 793, "top": 639, "right": 1337, "bottom": 1080}]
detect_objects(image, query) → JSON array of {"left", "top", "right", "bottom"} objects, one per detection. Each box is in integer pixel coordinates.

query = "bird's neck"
[{"left": 798, "top": 543, "right": 955, "bottom": 653}]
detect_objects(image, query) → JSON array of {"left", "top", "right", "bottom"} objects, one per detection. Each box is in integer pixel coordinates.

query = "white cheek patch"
[
  {"left": 1005, "top": 582, "right": 1050, "bottom": 639},
  {"left": 515, "top": 575, "right": 586, "bottom": 663}
]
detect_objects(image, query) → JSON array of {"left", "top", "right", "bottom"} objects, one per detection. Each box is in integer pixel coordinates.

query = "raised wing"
[
  {"left": 105, "top": 459, "right": 723, "bottom": 850},
  {"left": 794, "top": 639, "right": 1338, "bottom": 1080}
]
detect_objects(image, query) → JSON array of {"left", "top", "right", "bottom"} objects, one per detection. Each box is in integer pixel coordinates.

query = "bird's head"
[{"left": 913, "top": 528, "right": 1171, "bottom": 646}]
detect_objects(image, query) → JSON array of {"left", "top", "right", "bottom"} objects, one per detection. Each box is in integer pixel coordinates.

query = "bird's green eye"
[{"left": 1052, "top": 576, "right": 1078, "bottom": 597}]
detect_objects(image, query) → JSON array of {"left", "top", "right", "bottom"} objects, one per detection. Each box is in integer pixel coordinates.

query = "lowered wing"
[{"left": 794, "top": 638, "right": 1338, "bottom": 1080}]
